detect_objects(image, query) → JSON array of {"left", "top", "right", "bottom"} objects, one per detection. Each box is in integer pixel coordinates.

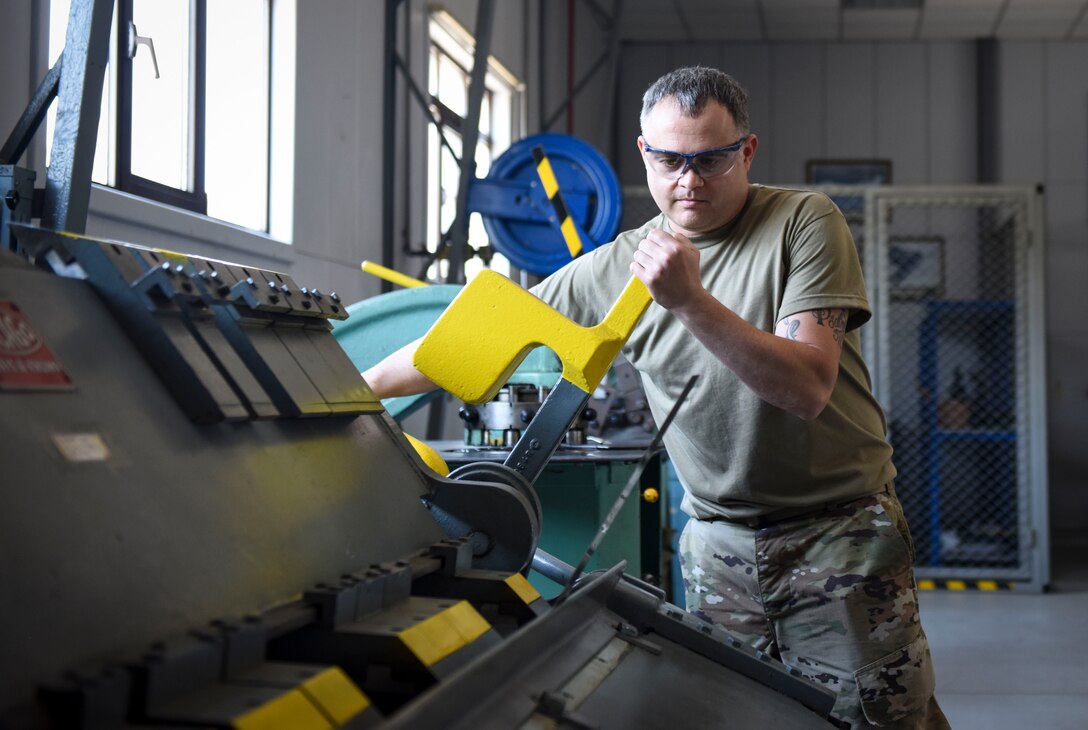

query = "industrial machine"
[
  {"left": 0, "top": 229, "right": 837, "bottom": 728},
  {"left": 1, "top": 2, "right": 838, "bottom": 726}
]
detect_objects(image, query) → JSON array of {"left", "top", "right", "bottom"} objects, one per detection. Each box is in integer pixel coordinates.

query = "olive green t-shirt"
[{"left": 531, "top": 184, "right": 896, "bottom": 521}]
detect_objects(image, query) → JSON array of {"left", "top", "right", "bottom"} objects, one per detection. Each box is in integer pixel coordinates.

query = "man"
[{"left": 365, "top": 66, "right": 947, "bottom": 729}]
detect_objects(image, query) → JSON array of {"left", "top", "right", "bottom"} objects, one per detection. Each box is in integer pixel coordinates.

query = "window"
[
  {"left": 426, "top": 11, "right": 522, "bottom": 281},
  {"left": 46, "top": 0, "right": 293, "bottom": 235}
]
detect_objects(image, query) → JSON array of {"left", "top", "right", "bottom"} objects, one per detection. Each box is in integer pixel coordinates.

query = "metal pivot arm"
[
  {"left": 42, "top": 0, "right": 114, "bottom": 235},
  {"left": 413, "top": 270, "right": 652, "bottom": 484}
]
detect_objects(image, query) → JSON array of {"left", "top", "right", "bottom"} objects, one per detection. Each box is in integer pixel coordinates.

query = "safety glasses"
[{"left": 641, "top": 136, "right": 748, "bottom": 180}]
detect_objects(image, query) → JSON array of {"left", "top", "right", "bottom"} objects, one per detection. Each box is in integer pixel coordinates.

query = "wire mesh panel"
[{"left": 869, "top": 188, "right": 1047, "bottom": 590}]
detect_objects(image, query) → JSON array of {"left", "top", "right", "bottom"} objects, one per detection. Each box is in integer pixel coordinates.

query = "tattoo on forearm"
[
  {"left": 812, "top": 309, "right": 847, "bottom": 345},
  {"left": 783, "top": 316, "right": 801, "bottom": 340}
]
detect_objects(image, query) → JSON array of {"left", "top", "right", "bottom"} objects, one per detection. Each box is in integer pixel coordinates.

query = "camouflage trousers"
[{"left": 679, "top": 486, "right": 950, "bottom": 729}]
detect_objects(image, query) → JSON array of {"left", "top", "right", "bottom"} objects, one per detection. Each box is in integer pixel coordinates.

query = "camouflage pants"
[{"left": 679, "top": 487, "right": 950, "bottom": 729}]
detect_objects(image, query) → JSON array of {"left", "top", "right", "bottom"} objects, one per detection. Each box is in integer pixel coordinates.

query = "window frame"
[
  {"left": 115, "top": 0, "right": 208, "bottom": 215},
  {"left": 424, "top": 11, "right": 522, "bottom": 281}
]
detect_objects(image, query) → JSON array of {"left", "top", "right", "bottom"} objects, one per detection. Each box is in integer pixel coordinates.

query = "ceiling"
[{"left": 616, "top": 0, "right": 1088, "bottom": 42}]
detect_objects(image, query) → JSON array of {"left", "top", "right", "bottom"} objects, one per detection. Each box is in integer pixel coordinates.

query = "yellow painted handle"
[
  {"left": 360, "top": 260, "right": 427, "bottom": 289},
  {"left": 413, "top": 270, "right": 651, "bottom": 403},
  {"left": 405, "top": 433, "right": 450, "bottom": 476}
]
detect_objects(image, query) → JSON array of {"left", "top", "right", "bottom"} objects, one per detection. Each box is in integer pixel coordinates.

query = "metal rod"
[
  {"left": 445, "top": 0, "right": 495, "bottom": 284},
  {"left": 542, "top": 46, "right": 612, "bottom": 132},
  {"left": 556, "top": 374, "right": 698, "bottom": 603},
  {"left": 393, "top": 53, "right": 461, "bottom": 165},
  {"left": 605, "top": 0, "right": 625, "bottom": 166},
  {"left": 1, "top": 61, "right": 61, "bottom": 165},
  {"left": 531, "top": 548, "right": 575, "bottom": 586},
  {"left": 381, "top": 0, "right": 404, "bottom": 293}
]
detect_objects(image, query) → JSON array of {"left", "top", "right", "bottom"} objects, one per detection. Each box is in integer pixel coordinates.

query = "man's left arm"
[{"left": 632, "top": 228, "right": 848, "bottom": 420}]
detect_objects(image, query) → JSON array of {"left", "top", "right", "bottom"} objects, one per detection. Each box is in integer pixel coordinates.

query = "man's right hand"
[{"left": 629, "top": 229, "right": 704, "bottom": 311}]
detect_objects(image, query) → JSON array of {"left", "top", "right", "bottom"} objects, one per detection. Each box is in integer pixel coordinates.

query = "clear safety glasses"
[{"left": 641, "top": 136, "right": 748, "bottom": 180}]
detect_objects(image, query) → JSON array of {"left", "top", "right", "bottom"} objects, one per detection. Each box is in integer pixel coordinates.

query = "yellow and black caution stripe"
[
  {"left": 232, "top": 666, "right": 373, "bottom": 730},
  {"left": 917, "top": 579, "right": 1016, "bottom": 591},
  {"left": 398, "top": 599, "right": 492, "bottom": 668},
  {"left": 532, "top": 145, "right": 584, "bottom": 258},
  {"left": 504, "top": 572, "right": 543, "bottom": 605}
]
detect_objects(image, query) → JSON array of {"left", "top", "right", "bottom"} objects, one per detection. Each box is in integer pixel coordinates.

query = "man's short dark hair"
[{"left": 640, "top": 66, "right": 750, "bottom": 135}]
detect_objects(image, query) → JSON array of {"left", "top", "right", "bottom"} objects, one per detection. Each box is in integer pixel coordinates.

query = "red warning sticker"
[{"left": 0, "top": 300, "right": 74, "bottom": 390}]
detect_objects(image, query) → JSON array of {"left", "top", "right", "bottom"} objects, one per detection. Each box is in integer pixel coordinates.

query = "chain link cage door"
[{"left": 870, "top": 187, "right": 1047, "bottom": 591}]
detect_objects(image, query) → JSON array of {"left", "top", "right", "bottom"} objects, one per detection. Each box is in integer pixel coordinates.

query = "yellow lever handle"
[
  {"left": 413, "top": 270, "right": 651, "bottom": 404},
  {"left": 360, "top": 260, "right": 427, "bottom": 289}
]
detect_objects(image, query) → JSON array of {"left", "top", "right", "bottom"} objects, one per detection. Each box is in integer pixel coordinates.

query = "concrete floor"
[{"left": 921, "top": 534, "right": 1088, "bottom": 729}]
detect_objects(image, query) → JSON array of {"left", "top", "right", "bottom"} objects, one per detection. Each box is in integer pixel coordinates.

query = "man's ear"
[
  {"left": 742, "top": 134, "right": 759, "bottom": 169},
  {"left": 637, "top": 135, "right": 646, "bottom": 154}
]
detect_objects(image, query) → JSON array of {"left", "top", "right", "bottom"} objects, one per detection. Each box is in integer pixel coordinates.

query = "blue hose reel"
[{"left": 467, "top": 133, "right": 622, "bottom": 276}]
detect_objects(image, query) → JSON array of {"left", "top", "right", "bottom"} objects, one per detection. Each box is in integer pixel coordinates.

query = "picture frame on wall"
[
  {"left": 804, "top": 159, "right": 892, "bottom": 223},
  {"left": 805, "top": 159, "right": 892, "bottom": 186},
  {"left": 888, "top": 235, "right": 945, "bottom": 300}
]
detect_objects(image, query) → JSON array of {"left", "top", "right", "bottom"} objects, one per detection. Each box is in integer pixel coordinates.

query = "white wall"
[{"left": 998, "top": 41, "right": 1088, "bottom": 534}]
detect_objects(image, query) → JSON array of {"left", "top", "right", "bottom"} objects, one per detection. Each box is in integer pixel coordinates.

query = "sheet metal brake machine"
[
  {"left": 0, "top": 226, "right": 841, "bottom": 728},
  {"left": 0, "top": 0, "right": 836, "bottom": 719}
]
